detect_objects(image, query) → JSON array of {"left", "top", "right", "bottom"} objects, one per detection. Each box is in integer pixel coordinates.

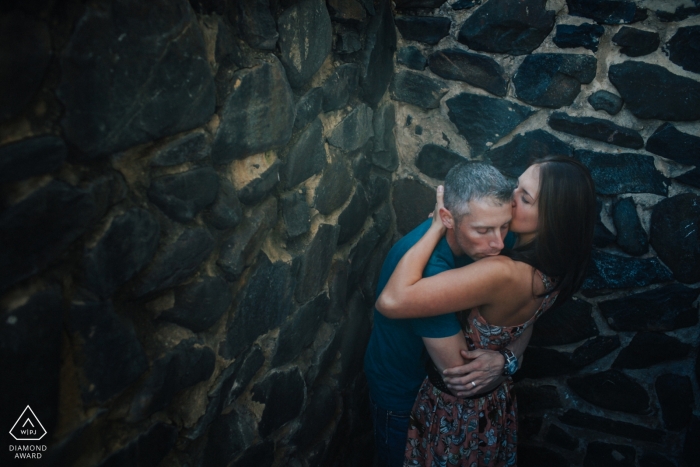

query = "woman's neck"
[{"left": 515, "top": 232, "right": 536, "bottom": 247}]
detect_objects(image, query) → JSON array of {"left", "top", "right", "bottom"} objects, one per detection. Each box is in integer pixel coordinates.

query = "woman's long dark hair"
[{"left": 504, "top": 156, "right": 597, "bottom": 309}]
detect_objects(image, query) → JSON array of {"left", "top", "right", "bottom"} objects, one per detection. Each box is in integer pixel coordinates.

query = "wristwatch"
[{"left": 499, "top": 348, "right": 519, "bottom": 376}]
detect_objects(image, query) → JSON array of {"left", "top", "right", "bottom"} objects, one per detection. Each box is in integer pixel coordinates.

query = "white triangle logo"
[{"left": 9, "top": 406, "right": 47, "bottom": 441}]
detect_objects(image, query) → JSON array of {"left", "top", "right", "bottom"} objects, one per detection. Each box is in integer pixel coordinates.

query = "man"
[{"left": 364, "top": 162, "right": 531, "bottom": 467}]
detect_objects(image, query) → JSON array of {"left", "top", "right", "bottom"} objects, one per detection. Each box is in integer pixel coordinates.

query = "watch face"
[{"left": 505, "top": 359, "right": 518, "bottom": 375}]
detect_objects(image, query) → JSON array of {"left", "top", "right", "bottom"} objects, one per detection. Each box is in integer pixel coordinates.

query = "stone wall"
[
  {"left": 0, "top": 0, "right": 397, "bottom": 466},
  {"left": 389, "top": 0, "right": 700, "bottom": 466}
]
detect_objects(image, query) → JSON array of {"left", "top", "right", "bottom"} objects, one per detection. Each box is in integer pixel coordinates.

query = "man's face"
[{"left": 450, "top": 198, "right": 512, "bottom": 260}]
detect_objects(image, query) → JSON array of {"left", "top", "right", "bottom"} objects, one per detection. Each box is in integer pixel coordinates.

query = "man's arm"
[{"left": 442, "top": 325, "right": 533, "bottom": 397}]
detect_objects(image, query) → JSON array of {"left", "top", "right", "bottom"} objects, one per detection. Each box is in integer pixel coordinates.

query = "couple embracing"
[{"left": 365, "top": 157, "right": 596, "bottom": 467}]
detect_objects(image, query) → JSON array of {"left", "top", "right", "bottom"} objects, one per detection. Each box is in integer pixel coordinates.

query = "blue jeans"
[{"left": 370, "top": 398, "right": 411, "bottom": 467}]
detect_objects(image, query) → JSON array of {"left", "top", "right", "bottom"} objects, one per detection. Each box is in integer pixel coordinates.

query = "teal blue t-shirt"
[{"left": 363, "top": 219, "right": 515, "bottom": 412}]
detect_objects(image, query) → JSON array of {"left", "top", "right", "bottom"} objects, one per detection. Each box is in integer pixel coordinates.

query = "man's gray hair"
[{"left": 443, "top": 162, "right": 513, "bottom": 218}]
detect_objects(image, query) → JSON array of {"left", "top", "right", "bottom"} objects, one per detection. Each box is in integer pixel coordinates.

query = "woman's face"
[{"left": 511, "top": 164, "right": 540, "bottom": 243}]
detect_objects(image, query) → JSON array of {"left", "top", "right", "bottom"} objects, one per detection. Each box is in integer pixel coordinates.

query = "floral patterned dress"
[{"left": 404, "top": 272, "right": 557, "bottom": 467}]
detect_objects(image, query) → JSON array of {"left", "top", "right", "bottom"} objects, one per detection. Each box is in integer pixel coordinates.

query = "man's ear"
[{"left": 439, "top": 207, "right": 454, "bottom": 229}]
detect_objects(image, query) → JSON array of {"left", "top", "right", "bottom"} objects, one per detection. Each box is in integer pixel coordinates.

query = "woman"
[{"left": 376, "top": 156, "right": 596, "bottom": 466}]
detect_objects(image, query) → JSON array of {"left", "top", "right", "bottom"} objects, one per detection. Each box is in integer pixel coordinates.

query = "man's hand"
[{"left": 442, "top": 349, "right": 506, "bottom": 397}]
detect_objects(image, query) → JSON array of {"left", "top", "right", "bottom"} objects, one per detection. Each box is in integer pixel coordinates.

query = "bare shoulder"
[{"left": 471, "top": 256, "right": 522, "bottom": 285}]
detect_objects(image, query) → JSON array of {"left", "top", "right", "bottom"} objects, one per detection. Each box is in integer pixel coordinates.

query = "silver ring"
[{"left": 471, "top": 381, "right": 476, "bottom": 388}]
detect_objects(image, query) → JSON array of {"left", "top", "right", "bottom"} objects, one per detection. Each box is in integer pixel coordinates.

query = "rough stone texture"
[
  {"left": 148, "top": 167, "right": 219, "bottom": 223},
  {"left": 515, "top": 385, "right": 562, "bottom": 413},
  {"left": 221, "top": 346, "right": 266, "bottom": 408},
  {"left": 0, "top": 181, "right": 97, "bottom": 290},
  {"left": 488, "top": 130, "right": 571, "bottom": 178},
  {"left": 322, "top": 63, "right": 360, "bottom": 112},
  {"left": 395, "top": 0, "right": 448, "bottom": 9},
  {"left": 646, "top": 123, "right": 700, "bottom": 167},
  {"left": 613, "top": 332, "right": 691, "bottom": 369},
  {"left": 612, "top": 26, "right": 660, "bottom": 57},
  {"left": 612, "top": 197, "right": 648, "bottom": 256},
  {"left": 392, "top": 178, "right": 436, "bottom": 235},
  {"left": 428, "top": 48, "right": 508, "bottom": 97},
  {"left": 327, "top": 104, "right": 374, "bottom": 151},
  {"left": 281, "top": 190, "right": 311, "bottom": 238},
  {"left": 294, "top": 87, "right": 323, "bottom": 131},
  {"left": 313, "top": 155, "right": 353, "bottom": 215},
  {"left": 514, "top": 54, "right": 597, "bottom": 108},
  {"left": 677, "top": 167, "right": 700, "bottom": 189},
  {"left": 295, "top": 224, "right": 340, "bottom": 303},
  {"left": 372, "top": 101, "right": 399, "bottom": 172},
  {"left": 639, "top": 452, "right": 676, "bottom": 467},
  {"left": 656, "top": 374, "right": 694, "bottom": 431},
  {"left": 390, "top": 70, "right": 449, "bottom": 110},
  {"left": 560, "top": 409, "right": 663, "bottom": 442},
  {"left": 531, "top": 298, "right": 597, "bottom": 346},
  {"left": 519, "top": 347, "right": 573, "bottom": 379},
  {"left": 230, "top": 0, "right": 278, "bottom": 50},
  {"left": 588, "top": 90, "right": 623, "bottom": 115},
  {"left": 395, "top": 16, "right": 451, "bottom": 45},
  {"left": 204, "top": 179, "right": 244, "bottom": 231},
  {"left": 518, "top": 445, "right": 570, "bottom": 467},
  {"left": 549, "top": 112, "right": 643, "bottom": 149},
  {"left": 150, "top": 131, "right": 209, "bottom": 167},
  {"left": 582, "top": 250, "right": 673, "bottom": 292},
  {"left": 609, "top": 62, "right": 700, "bottom": 121},
  {"left": 251, "top": 368, "right": 306, "bottom": 438},
  {"left": 336, "top": 27, "right": 363, "bottom": 54},
  {"left": 202, "top": 406, "right": 256, "bottom": 466},
  {"left": 129, "top": 339, "right": 216, "bottom": 421},
  {"left": 397, "top": 46, "right": 427, "bottom": 70},
  {"left": 236, "top": 159, "right": 281, "bottom": 206},
  {"left": 554, "top": 23, "right": 605, "bottom": 51},
  {"left": 650, "top": 194, "right": 700, "bottom": 283},
  {"left": 519, "top": 416, "right": 543, "bottom": 442},
  {"left": 96, "top": 422, "right": 178, "bottom": 467},
  {"left": 545, "top": 424, "right": 579, "bottom": 451},
  {"left": 567, "top": 0, "right": 645, "bottom": 25},
  {"left": 668, "top": 26, "right": 700, "bottom": 75},
  {"left": 683, "top": 417, "right": 700, "bottom": 466},
  {"left": 158, "top": 276, "right": 232, "bottom": 332},
  {"left": 292, "top": 383, "right": 338, "bottom": 450},
  {"left": 568, "top": 369, "right": 649, "bottom": 414},
  {"left": 231, "top": 441, "right": 275, "bottom": 467},
  {"left": 574, "top": 150, "right": 667, "bottom": 196},
  {"left": 84, "top": 208, "right": 160, "bottom": 298},
  {"left": 57, "top": 0, "right": 215, "bottom": 158},
  {"left": 272, "top": 294, "right": 329, "bottom": 367},
  {"left": 285, "top": 118, "right": 327, "bottom": 188},
  {"left": 447, "top": 93, "right": 535, "bottom": 156},
  {"left": 415, "top": 144, "right": 468, "bottom": 180},
  {"left": 584, "top": 442, "right": 636, "bottom": 467},
  {"left": 135, "top": 228, "right": 215, "bottom": 298},
  {"left": 358, "top": 0, "right": 396, "bottom": 107},
  {"left": 570, "top": 335, "right": 621, "bottom": 368},
  {"left": 657, "top": 6, "right": 700, "bottom": 22},
  {"left": 457, "top": 0, "right": 555, "bottom": 55},
  {"left": 0, "top": 135, "right": 66, "bottom": 183},
  {"left": 338, "top": 186, "right": 369, "bottom": 245},
  {"left": 452, "top": 0, "right": 479, "bottom": 9}
]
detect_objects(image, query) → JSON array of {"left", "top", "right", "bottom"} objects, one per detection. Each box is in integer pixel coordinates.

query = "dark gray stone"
[
  {"left": 518, "top": 446, "right": 570, "bottom": 467},
  {"left": 272, "top": 294, "right": 329, "bottom": 367},
  {"left": 582, "top": 249, "right": 673, "bottom": 292},
  {"left": 96, "top": 422, "right": 177, "bottom": 467},
  {"left": 337, "top": 292, "right": 372, "bottom": 386},
  {"left": 204, "top": 179, "right": 243, "bottom": 230},
  {"left": 360, "top": 236, "right": 391, "bottom": 305},
  {"left": 553, "top": 23, "right": 604, "bottom": 51},
  {"left": 327, "top": 0, "right": 367, "bottom": 24},
  {"left": 395, "top": 0, "right": 447, "bottom": 7},
  {"left": 88, "top": 173, "right": 128, "bottom": 225},
  {"left": 135, "top": 228, "right": 215, "bottom": 298},
  {"left": 570, "top": 335, "right": 620, "bottom": 368},
  {"left": 358, "top": 0, "right": 396, "bottom": 107},
  {"left": 594, "top": 220, "right": 616, "bottom": 248},
  {"left": 215, "top": 19, "right": 254, "bottom": 69},
  {"left": 395, "top": 16, "right": 451, "bottom": 45},
  {"left": 84, "top": 208, "right": 160, "bottom": 299},
  {"left": 231, "top": 441, "right": 275, "bottom": 467},
  {"left": 514, "top": 54, "right": 597, "bottom": 108},
  {"left": 236, "top": 160, "right": 281, "bottom": 206},
  {"left": 148, "top": 167, "right": 219, "bottom": 223},
  {"left": 488, "top": 130, "right": 571, "bottom": 178},
  {"left": 211, "top": 58, "right": 295, "bottom": 164},
  {"left": 322, "top": 64, "right": 360, "bottom": 112},
  {"left": 230, "top": 0, "right": 278, "bottom": 50},
  {"left": 68, "top": 301, "right": 147, "bottom": 403},
  {"left": 612, "top": 26, "right": 660, "bottom": 57},
  {"left": 654, "top": 374, "right": 695, "bottom": 431},
  {"left": 549, "top": 112, "right": 643, "bottom": 149},
  {"left": 457, "top": 0, "right": 555, "bottom": 55},
  {"left": 296, "top": 224, "right": 340, "bottom": 303},
  {"left": 640, "top": 452, "right": 676, "bottom": 467},
  {"left": 368, "top": 171, "right": 391, "bottom": 209},
  {"left": 531, "top": 298, "right": 597, "bottom": 346},
  {"left": 372, "top": 101, "right": 399, "bottom": 172},
  {"left": 0, "top": 181, "right": 97, "bottom": 290},
  {"left": 338, "top": 185, "right": 369, "bottom": 245},
  {"left": 446, "top": 93, "right": 535, "bottom": 156},
  {"left": 392, "top": 178, "right": 435, "bottom": 236},
  {"left": 519, "top": 416, "right": 543, "bottom": 441},
  {"left": 668, "top": 26, "right": 700, "bottom": 74},
  {"left": 415, "top": 144, "right": 468, "bottom": 180},
  {"left": 0, "top": 135, "right": 66, "bottom": 183},
  {"left": 292, "top": 384, "right": 338, "bottom": 450},
  {"left": 286, "top": 118, "right": 327, "bottom": 189},
  {"left": 567, "top": 0, "right": 646, "bottom": 25},
  {"left": 57, "top": 0, "right": 215, "bottom": 158},
  {"left": 428, "top": 48, "right": 507, "bottom": 97},
  {"left": 574, "top": 150, "right": 667, "bottom": 196},
  {"left": 677, "top": 167, "right": 700, "bottom": 188},
  {"left": 327, "top": 260, "right": 349, "bottom": 323},
  {"left": 336, "top": 28, "right": 363, "bottom": 54},
  {"left": 658, "top": 6, "right": 700, "bottom": 22},
  {"left": 613, "top": 197, "right": 648, "bottom": 256},
  {"left": 646, "top": 123, "right": 700, "bottom": 167},
  {"left": 294, "top": 87, "right": 323, "bottom": 131},
  {"left": 313, "top": 155, "right": 353, "bottom": 214},
  {"left": 203, "top": 406, "right": 256, "bottom": 466},
  {"left": 588, "top": 90, "right": 623, "bottom": 115},
  {"left": 278, "top": 0, "right": 332, "bottom": 88},
  {"left": 0, "top": 287, "right": 62, "bottom": 436},
  {"left": 251, "top": 368, "right": 306, "bottom": 437},
  {"left": 129, "top": 339, "right": 216, "bottom": 421},
  {"left": 683, "top": 416, "right": 700, "bottom": 466},
  {"left": 545, "top": 425, "right": 578, "bottom": 451},
  {"left": 650, "top": 194, "right": 700, "bottom": 283},
  {"left": 327, "top": 104, "right": 374, "bottom": 151},
  {"left": 609, "top": 61, "right": 700, "bottom": 121},
  {"left": 560, "top": 409, "right": 662, "bottom": 442},
  {"left": 584, "top": 442, "right": 636, "bottom": 467},
  {"left": 515, "top": 385, "right": 562, "bottom": 413},
  {"left": 451, "top": 0, "right": 480, "bottom": 9},
  {"left": 599, "top": 283, "right": 699, "bottom": 332},
  {"left": 518, "top": 347, "right": 573, "bottom": 378},
  {"left": 613, "top": 332, "right": 691, "bottom": 369},
  {"left": 397, "top": 46, "right": 427, "bottom": 70},
  {"left": 281, "top": 190, "right": 310, "bottom": 238},
  {"left": 150, "top": 131, "right": 208, "bottom": 167},
  {"left": 390, "top": 70, "right": 448, "bottom": 109},
  {"left": 352, "top": 152, "right": 373, "bottom": 186},
  {"left": 568, "top": 369, "right": 649, "bottom": 414},
  {"left": 158, "top": 277, "right": 231, "bottom": 332},
  {"left": 0, "top": 12, "right": 51, "bottom": 122},
  {"left": 189, "top": 0, "right": 226, "bottom": 14},
  {"left": 221, "top": 346, "right": 266, "bottom": 408}
]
